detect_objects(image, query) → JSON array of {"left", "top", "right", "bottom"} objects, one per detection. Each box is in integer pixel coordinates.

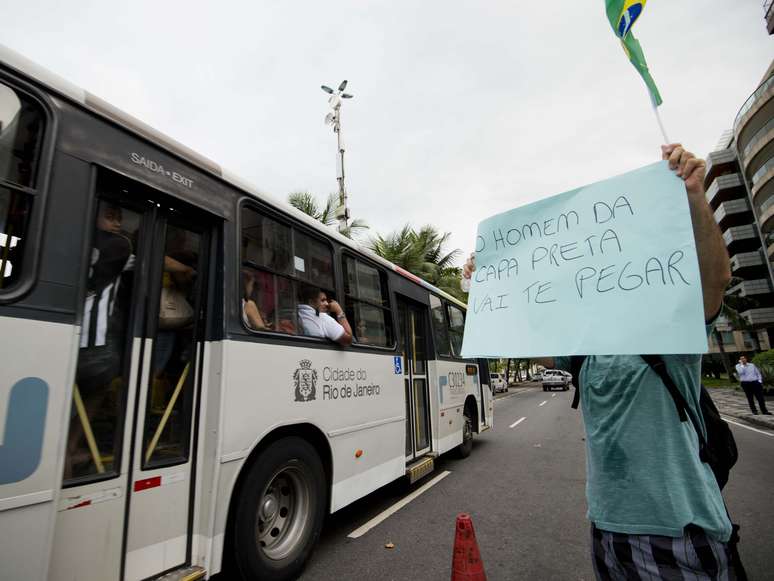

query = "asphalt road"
[
  {"left": 300, "top": 386, "right": 593, "bottom": 580},
  {"left": 295, "top": 385, "right": 774, "bottom": 581},
  {"left": 722, "top": 417, "right": 774, "bottom": 578}
]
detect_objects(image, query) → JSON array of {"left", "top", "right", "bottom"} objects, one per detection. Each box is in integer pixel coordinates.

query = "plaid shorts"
[{"left": 591, "top": 524, "right": 735, "bottom": 581}]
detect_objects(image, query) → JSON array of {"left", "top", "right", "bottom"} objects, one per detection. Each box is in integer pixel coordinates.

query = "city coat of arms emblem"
[{"left": 293, "top": 359, "right": 317, "bottom": 402}]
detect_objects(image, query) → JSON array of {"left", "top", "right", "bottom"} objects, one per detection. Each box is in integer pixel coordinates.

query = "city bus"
[{"left": 0, "top": 45, "right": 493, "bottom": 581}]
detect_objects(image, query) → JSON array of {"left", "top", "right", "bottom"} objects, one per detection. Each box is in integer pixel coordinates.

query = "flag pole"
[{"left": 651, "top": 102, "right": 670, "bottom": 145}]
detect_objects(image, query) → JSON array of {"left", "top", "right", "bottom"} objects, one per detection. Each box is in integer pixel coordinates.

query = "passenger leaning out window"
[{"left": 297, "top": 285, "right": 352, "bottom": 346}]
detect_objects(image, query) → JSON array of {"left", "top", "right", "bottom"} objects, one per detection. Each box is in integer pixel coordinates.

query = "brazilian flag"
[{"left": 606, "top": 0, "right": 663, "bottom": 107}]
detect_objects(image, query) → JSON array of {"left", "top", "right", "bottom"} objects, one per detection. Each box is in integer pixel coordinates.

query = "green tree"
[
  {"left": 708, "top": 277, "right": 763, "bottom": 381},
  {"left": 369, "top": 224, "right": 464, "bottom": 299},
  {"left": 287, "top": 191, "right": 369, "bottom": 239},
  {"left": 752, "top": 349, "right": 774, "bottom": 388},
  {"left": 710, "top": 327, "right": 735, "bottom": 381},
  {"left": 722, "top": 278, "right": 761, "bottom": 352}
]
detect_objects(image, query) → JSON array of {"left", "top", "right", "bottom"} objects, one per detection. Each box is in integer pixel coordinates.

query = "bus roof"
[{"left": 0, "top": 44, "right": 467, "bottom": 310}]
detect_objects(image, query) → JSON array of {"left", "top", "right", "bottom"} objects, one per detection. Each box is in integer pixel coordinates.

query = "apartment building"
[{"left": 706, "top": 60, "right": 774, "bottom": 361}]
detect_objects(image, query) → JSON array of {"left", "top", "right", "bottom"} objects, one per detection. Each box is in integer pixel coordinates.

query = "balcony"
[
  {"left": 714, "top": 198, "right": 752, "bottom": 229},
  {"left": 734, "top": 75, "right": 774, "bottom": 149},
  {"left": 730, "top": 250, "right": 765, "bottom": 276},
  {"left": 728, "top": 278, "right": 773, "bottom": 297},
  {"left": 705, "top": 173, "right": 745, "bottom": 210},
  {"left": 705, "top": 148, "right": 738, "bottom": 183},
  {"left": 761, "top": 202, "right": 774, "bottom": 233},
  {"left": 751, "top": 161, "right": 774, "bottom": 208},
  {"left": 740, "top": 117, "right": 774, "bottom": 171},
  {"left": 713, "top": 314, "right": 733, "bottom": 332},
  {"left": 723, "top": 224, "right": 761, "bottom": 252},
  {"left": 742, "top": 307, "right": 774, "bottom": 326}
]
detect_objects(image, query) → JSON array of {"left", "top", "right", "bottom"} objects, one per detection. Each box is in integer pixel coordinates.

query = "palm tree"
[
  {"left": 723, "top": 285, "right": 762, "bottom": 352},
  {"left": 287, "top": 192, "right": 369, "bottom": 239},
  {"left": 369, "top": 224, "right": 464, "bottom": 299},
  {"left": 710, "top": 326, "right": 735, "bottom": 380},
  {"left": 369, "top": 225, "right": 424, "bottom": 273},
  {"left": 709, "top": 277, "right": 763, "bottom": 380}
]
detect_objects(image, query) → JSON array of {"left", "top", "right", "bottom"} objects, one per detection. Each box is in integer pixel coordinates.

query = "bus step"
[
  {"left": 406, "top": 456, "right": 434, "bottom": 484},
  {"left": 153, "top": 565, "right": 206, "bottom": 581}
]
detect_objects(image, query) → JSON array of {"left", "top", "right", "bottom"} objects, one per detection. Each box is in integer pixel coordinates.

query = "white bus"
[{"left": 0, "top": 46, "right": 493, "bottom": 581}]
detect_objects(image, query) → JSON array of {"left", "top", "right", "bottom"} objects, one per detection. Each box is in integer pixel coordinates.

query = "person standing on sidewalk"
[
  {"left": 464, "top": 143, "right": 744, "bottom": 579},
  {"left": 735, "top": 355, "right": 770, "bottom": 415}
]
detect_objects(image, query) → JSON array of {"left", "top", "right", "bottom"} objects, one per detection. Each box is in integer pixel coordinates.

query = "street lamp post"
[{"left": 321, "top": 80, "right": 353, "bottom": 234}]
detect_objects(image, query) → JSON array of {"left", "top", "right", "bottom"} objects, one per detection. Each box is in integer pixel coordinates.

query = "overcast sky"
[{"left": 3, "top": 1, "right": 772, "bottom": 261}]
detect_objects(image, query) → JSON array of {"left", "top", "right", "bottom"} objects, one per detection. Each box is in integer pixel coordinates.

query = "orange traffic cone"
[{"left": 451, "top": 513, "right": 487, "bottom": 581}]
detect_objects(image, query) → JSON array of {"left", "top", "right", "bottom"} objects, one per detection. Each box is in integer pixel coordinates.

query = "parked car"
[
  {"left": 490, "top": 372, "right": 508, "bottom": 393},
  {"left": 542, "top": 369, "right": 572, "bottom": 391}
]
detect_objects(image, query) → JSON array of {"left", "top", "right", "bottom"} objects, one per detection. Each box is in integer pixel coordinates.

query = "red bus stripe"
[
  {"left": 134, "top": 476, "right": 162, "bottom": 492},
  {"left": 67, "top": 500, "right": 92, "bottom": 510}
]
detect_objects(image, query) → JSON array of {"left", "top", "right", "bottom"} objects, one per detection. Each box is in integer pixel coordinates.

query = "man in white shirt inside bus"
[{"left": 297, "top": 286, "right": 353, "bottom": 346}]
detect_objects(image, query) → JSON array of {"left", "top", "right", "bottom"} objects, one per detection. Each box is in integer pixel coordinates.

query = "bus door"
[
  {"left": 397, "top": 297, "right": 431, "bottom": 460},
  {"left": 51, "top": 174, "right": 214, "bottom": 581},
  {"left": 477, "top": 358, "right": 493, "bottom": 430}
]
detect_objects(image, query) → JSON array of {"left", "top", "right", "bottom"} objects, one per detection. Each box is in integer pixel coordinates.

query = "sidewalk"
[{"left": 708, "top": 387, "right": 774, "bottom": 431}]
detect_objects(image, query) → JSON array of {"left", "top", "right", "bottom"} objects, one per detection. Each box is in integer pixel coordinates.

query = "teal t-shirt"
[{"left": 556, "top": 354, "right": 732, "bottom": 541}]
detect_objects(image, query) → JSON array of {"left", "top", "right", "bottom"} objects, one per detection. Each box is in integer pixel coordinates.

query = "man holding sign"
[{"left": 463, "top": 144, "right": 740, "bottom": 579}]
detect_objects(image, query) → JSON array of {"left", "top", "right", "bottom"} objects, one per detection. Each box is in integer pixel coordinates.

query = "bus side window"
[
  {"left": 241, "top": 207, "right": 295, "bottom": 333},
  {"left": 0, "top": 83, "right": 44, "bottom": 291},
  {"left": 293, "top": 230, "right": 337, "bottom": 339},
  {"left": 429, "top": 295, "right": 451, "bottom": 357},
  {"left": 240, "top": 205, "right": 335, "bottom": 337},
  {"left": 448, "top": 303, "right": 466, "bottom": 357},
  {"left": 342, "top": 255, "right": 393, "bottom": 347}
]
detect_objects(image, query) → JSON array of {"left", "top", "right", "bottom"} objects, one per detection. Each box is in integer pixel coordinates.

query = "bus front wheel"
[{"left": 233, "top": 437, "right": 326, "bottom": 581}]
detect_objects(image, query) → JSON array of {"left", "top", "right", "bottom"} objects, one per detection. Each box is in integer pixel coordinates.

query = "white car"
[
  {"left": 542, "top": 369, "right": 572, "bottom": 391},
  {"left": 490, "top": 372, "right": 508, "bottom": 393}
]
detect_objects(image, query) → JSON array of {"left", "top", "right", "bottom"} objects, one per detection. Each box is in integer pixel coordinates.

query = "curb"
[
  {"left": 706, "top": 388, "right": 774, "bottom": 431},
  {"left": 721, "top": 409, "right": 774, "bottom": 431}
]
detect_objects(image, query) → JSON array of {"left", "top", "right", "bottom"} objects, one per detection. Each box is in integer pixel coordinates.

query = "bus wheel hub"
[{"left": 261, "top": 495, "right": 279, "bottom": 521}]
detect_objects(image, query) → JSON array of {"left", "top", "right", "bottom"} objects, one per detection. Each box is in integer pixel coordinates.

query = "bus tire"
[
  {"left": 233, "top": 436, "right": 326, "bottom": 581},
  {"left": 455, "top": 408, "right": 474, "bottom": 458}
]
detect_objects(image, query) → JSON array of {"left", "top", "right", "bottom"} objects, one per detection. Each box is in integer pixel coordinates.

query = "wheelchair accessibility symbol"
[{"left": 393, "top": 356, "right": 402, "bottom": 375}]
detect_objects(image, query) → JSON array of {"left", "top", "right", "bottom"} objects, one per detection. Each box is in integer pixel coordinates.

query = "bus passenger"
[
  {"left": 356, "top": 320, "right": 370, "bottom": 344},
  {"left": 66, "top": 201, "right": 133, "bottom": 478},
  {"left": 297, "top": 285, "right": 352, "bottom": 346},
  {"left": 241, "top": 270, "right": 269, "bottom": 330}
]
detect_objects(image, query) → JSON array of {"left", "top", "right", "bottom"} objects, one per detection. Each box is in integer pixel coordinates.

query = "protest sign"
[{"left": 460, "top": 161, "right": 708, "bottom": 358}]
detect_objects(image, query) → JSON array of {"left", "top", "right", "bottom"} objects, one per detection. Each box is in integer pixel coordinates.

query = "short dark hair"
[
  {"left": 299, "top": 285, "right": 322, "bottom": 304},
  {"left": 98, "top": 201, "right": 122, "bottom": 219}
]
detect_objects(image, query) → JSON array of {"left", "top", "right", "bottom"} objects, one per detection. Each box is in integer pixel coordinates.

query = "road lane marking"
[
  {"left": 494, "top": 389, "right": 529, "bottom": 402},
  {"left": 509, "top": 417, "right": 526, "bottom": 429},
  {"left": 539, "top": 401, "right": 547, "bottom": 407},
  {"left": 347, "top": 470, "right": 451, "bottom": 539},
  {"left": 551, "top": 394, "right": 556, "bottom": 398},
  {"left": 722, "top": 416, "right": 774, "bottom": 437}
]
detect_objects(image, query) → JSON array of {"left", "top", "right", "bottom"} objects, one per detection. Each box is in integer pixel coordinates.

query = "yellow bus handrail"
[
  {"left": 73, "top": 385, "right": 105, "bottom": 473},
  {"left": 144, "top": 363, "right": 190, "bottom": 464}
]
